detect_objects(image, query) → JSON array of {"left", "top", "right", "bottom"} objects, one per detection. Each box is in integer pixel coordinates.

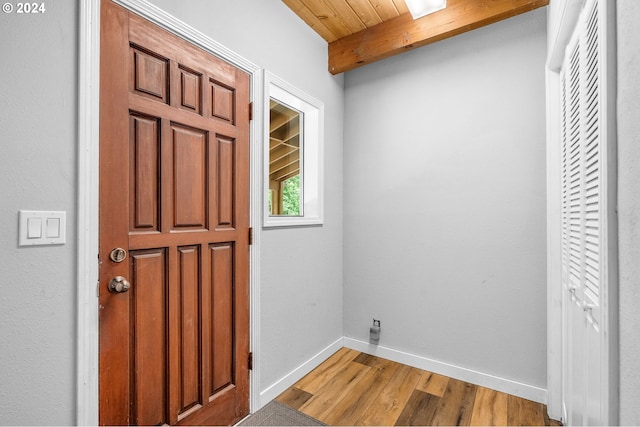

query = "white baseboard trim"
[
  {"left": 343, "top": 337, "right": 548, "bottom": 405},
  {"left": 258, "top": 337, "right": 344, "bottom": 408}
]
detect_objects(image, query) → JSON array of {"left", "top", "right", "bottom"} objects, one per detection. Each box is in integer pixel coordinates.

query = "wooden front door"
[{"left": 98, "top": 2, "right": 251, "bottom": 425}]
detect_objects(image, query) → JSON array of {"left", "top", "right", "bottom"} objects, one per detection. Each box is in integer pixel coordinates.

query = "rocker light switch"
[
  {"left": 27, "top": 217, "right": 42, "bottom": 239},
  {"left": 46, "top": 218, "right": 60, "bottom": 238},
  {"left": 19, "top": 210, "right": 66, "bottom": 246}
]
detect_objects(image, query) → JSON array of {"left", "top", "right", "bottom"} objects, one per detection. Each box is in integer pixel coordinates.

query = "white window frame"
[{"left": 263, "top": 71, "right": 324, "bottom": 227}]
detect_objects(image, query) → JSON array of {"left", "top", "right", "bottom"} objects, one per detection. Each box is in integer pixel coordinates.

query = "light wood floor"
[{"left": 276, "top": 348, "right": 562, "bottom": 426}]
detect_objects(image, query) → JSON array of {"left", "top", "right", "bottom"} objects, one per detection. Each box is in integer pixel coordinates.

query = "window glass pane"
[{"left": 269, "top": 99, "right": 302, "bottom": 217}]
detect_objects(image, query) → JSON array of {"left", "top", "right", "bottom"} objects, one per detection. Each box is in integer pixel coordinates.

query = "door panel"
[
  {"left": 172, "top": 124, "right": 208, "bottom": 228},
  {"left": 211, "top": 243, "right": 235, "bottom": 393},
  {"left": 584, "top": 317, "right": 602, "bottom": 425},
  {"left": 568, "top": 299, "right": 584, "bottom": 425},
  {"left": 130, "top": 249, "right": 168, "bottom": 426},
  {"left": 99, "top": 2, "right": 250, "bottom": 425},
  {"left": 217, "top": 137, "right": 236, "bottom": 228},
  {"left": 559, "top": 0, "right": 612, "bottom": 424},
  {"left": 130, "top": 113, "right": 160, "bottom": 232},
  {"left": 176, "top": 245, "right": 201, "bottom": 414}
]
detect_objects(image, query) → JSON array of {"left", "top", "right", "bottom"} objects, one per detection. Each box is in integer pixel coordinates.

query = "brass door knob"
[{"left": 108, "top": 276, "right": 131, "bottom": 293}]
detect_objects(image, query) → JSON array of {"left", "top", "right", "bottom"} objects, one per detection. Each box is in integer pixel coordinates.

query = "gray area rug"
[{"left": 238, "top": 401, "right": 326, "bottom": 426}]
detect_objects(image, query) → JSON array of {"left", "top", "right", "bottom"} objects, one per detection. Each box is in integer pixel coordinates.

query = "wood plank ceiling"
[{"left": 282, "top": 0, "right": 549, "bottom": 74}]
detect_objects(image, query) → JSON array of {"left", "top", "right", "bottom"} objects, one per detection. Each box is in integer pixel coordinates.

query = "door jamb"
[{"left": 77, "top": 1, "right": 263, "bottom": 424}]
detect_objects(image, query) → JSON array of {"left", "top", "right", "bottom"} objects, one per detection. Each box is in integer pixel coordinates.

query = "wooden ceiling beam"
[
  {"left": 270, "top": 151, "right": 300, "bottom": 176},
  {"left": 328, "top": 0, "right": 549, "bottom": 74},
  {"left": 271, "top": 163, "right": 301, "bottom": 182},
  {"left": 270, "top": 144, "right": 299, "bottom": 164}
]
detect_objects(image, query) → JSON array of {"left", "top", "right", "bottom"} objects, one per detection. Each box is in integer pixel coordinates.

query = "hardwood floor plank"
[
  {"left": 356, "top": 365, "right": 423, "bottom": 426},
  {"left": 295, "top": 347, "right": 360, "bottom": 394},
  {"left": 323, "top": 359, "right": 402, "bottom": 425},
  {"left": 279, "top": 350, "right": 559, "bottom": 427},
  {"left": 416, "top": 371, "right": 450, "bottom": 397},
  {"left": 395, "top": 389, "right": 441, "bottom": 426},
  {"left": 508, "top": 395, "right": 546, "bottom": 426},
  {"left": 275, "top": 387, "right": 314, "bottom": 410},
  {"left": 470, "top": 386, "right": 508, "bottom": 426},
  {"left": 353, "top": 352, "right": 385, "bottom": 367},
  {"left": 298, "top": 361, "right": 370, "bottom": 421},
  {"left": 429, "top": 378, "right": 477, "bottom": 426}
]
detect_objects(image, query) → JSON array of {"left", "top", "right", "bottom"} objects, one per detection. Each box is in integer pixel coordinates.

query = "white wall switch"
[
  {"left": 46, "top": 217, "right": 61, "bottom": 238},
  {"left": 19, "top": 210, "right": 66, "bottom": 246},
  {"left": 27, "top": 217, "right": 42, "bottom": 239}
]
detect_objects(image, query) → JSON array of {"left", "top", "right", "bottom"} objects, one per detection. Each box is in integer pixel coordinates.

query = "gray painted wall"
[
  {"left": 0, "top": 2, "right": 78, "bottom": 424},
  {"left": 343, "top": 8, "right": 548, "bottom": 389},
  {"left": 617, "top": 0, "right": 640, "bottom": 423},
  {"left": 0, "top": 0, "right": 343, "bottom": 423}
]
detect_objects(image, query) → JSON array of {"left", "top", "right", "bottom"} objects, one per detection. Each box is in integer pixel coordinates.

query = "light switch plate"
[{"left": 19, "top": 210, "right": 66, "bottom": 246}]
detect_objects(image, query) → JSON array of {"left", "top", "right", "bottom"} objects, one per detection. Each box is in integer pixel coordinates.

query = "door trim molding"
[
  {"left": 77, "top": 1, "right": 101, "bottom": 425},
  {"left": 77, "top": 1, "right": 263, "bottom": 423}
]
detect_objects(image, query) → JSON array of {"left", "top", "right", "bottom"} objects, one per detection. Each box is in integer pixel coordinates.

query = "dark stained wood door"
[{"left": 98, "top": 2, "right": 251, "bottom": 425}]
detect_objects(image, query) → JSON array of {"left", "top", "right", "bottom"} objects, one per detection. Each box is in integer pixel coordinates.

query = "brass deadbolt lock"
[{"left": 109, "top": 247, "right": 127, "bottom": 263}]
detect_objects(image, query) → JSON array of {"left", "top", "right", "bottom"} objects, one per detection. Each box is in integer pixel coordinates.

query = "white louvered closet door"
[{"left": 559, "top": 0, "right": 613, "bottom": 424}]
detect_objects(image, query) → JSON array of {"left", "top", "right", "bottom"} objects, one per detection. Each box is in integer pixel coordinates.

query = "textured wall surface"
[
  {"left": 343, "top": 8, "right": 548, "bottom": 389},
  {"left": 0, "top": 1, "right": 78, "bottom": 424},
  {"left": 617, "top": 0, "right": 640, "bottom": 423}
]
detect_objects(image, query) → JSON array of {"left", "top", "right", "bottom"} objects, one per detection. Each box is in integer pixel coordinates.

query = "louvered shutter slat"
[
  {"left": 582, "top": 1, "right": 601, "bottom": 304},
  {"left": 561, "top": 70, "right": 570, "bottom": 282},
  {"left": 559, "top": 0, "right": 603, "bottom": 315}
]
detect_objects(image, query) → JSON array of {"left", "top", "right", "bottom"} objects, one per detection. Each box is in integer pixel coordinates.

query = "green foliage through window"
[{"left": 281, "top": 175, "right": 301, "bottom": 216}]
